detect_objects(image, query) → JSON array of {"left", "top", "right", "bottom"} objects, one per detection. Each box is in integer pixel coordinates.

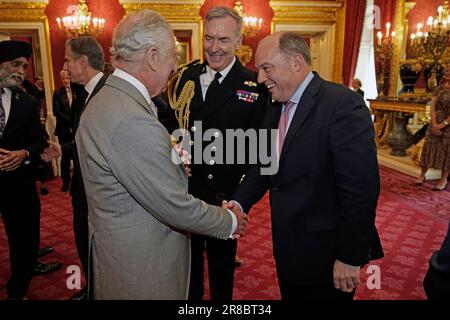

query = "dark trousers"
[
  {"left": 188, "top": 235, "right": 237, "bottom": 300},
  {"left": 0, "top": 178, "right": 40, "bottom": 298},
  {"left": 60, "top": 141, "right": 73, "bottom": 186},
  {"left": 71, "top": 191, "right": 89, "bottom": 282},
  {"left": 423, "top": 265, "right": 450, "bottom": 300},
  {"left": 277, "top": 269, "right": 356, "bottom": 301}
]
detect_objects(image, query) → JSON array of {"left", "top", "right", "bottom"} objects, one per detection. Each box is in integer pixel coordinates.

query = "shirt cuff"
[{"left": 226, "top": 209, "right": 237, "bottom": 238}]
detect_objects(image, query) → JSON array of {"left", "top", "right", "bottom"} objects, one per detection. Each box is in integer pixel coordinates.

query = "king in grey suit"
[{"left": 75, "top": 10, "right": 247, "bottom": 300}]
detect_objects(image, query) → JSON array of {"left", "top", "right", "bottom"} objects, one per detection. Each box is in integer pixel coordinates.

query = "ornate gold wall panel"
[
  {"left": 0, "top": 2, "right": 55, "bottom": 111},
  {"left": 120, "top": 1, "right": 203, "bottom": 60},
  {"left": 0, "top": 2, "right": 48, "bottom": 22},
  {"left": 388, "top": 0, "right": 406, "bottom": 97},
  {"left": 270, "top": 1, "right": 345, "bottom": 83},
  {"left": 120, "top": 1, "right": 202, "bottom": 22}
]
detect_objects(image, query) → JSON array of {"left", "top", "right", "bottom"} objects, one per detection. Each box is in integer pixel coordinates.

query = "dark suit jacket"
[
  {"left": 233, "top": 73, "right": 384, "bottom": 286},
  {"left": 0, "top": 88, "right": 46, "bottom": 181},
  {"left": 424, "top": 222, "right": 450, "bottom": 299},
  {"left": 70, "top": 75, "right": 107, "bottom": 197},
  {"left": 167, "top": 59, "right": 268, "bottom": 205},
  {"left": 52, "top": 86, "right": 76, "bottom": 143},
  {"left": 355, "top": 88, "right": 364, "bottom": 98}
]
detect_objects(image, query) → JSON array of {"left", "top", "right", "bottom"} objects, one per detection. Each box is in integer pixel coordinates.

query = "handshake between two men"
[{"left": 221, "top": 200, "right": 248, "bottom": 240}]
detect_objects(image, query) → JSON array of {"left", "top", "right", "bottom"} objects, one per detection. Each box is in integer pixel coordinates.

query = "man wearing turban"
[{"left": 0, "top": 40, "right": 47, "bottom": 299}]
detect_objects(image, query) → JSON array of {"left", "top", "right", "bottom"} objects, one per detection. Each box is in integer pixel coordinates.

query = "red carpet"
[{"left": 0, "top": 165, "right": 449, "bottom": 300}]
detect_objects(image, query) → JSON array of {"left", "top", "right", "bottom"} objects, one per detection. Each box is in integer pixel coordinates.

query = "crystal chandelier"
[{"left": 56, "top": 0, "right": 105, "bottom": 38}]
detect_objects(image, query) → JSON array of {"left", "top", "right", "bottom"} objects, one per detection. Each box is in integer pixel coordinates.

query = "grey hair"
[
  {"left": 205, "top": 6, "right": 243, "bottom": 38},
  {"left": 279, "top": 33, "right": 311, "bottom": 66},
  {"left": 110, "top": 10, "right": 174, "bottom": 64},
  {"left": 66, "top": 36, "right": 105, "bottom": 71}
]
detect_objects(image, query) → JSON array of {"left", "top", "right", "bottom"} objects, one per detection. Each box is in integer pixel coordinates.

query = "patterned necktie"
[
  {"left": 0, "top": 88, "right": 5, "bottom": 138},
  {"left": 205, "top": 72, "right": 222, "bottom": 105},
  {"left": 277, "top": 101, "right": 295, "bottom": 158}
]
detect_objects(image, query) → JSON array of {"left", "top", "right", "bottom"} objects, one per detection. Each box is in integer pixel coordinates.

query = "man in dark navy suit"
[
  {"left": 0, "top": 40, "right": 46, "bottom": 299},
  {"left": 231, "top": 32, "right": 384, "bottom": 300},
  {"left": 167, "top": 7, "right": 268, "bottom": 300},
  {"left": 64, "top": 36, "right": 107, "bottom": 300}
]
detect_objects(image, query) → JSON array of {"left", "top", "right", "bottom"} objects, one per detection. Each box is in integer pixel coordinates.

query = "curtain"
[{"left": 343, "top": 0, "right": 367, "bottom": 87}]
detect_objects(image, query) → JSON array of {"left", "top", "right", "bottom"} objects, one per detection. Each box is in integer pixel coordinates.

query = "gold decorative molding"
[
  {"left": 0, "top": 2, "right": 47, "bottom": 22},
  {"left": 271, "top": 3, "right": 342, "bottom": 25},
  {"left": 121, "top": 2, "right": 202, "bottom": 22},
  {"left": 270, "top": 0, "right": 345, "bottom": 83},
  {"left": 0, "top": 3, "right": 55, "bottom": 120},
  {"left": 369, "top": 99, "right": 426, "bottom": 113},
  {"left": 334, "top": 0, "right": 345, "bottom": 84},
  {"left": 388, "top": 0, "right": 406, "bottom": 97},
  {"left": 236, "top": 45, "right": 253, "bottom": 66}
]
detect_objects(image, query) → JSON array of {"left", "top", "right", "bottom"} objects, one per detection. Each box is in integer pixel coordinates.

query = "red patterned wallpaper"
[
  {"left": 45, "top": 0, "right": 124, "bottom": 87},
  {"left": 200, "top": 0, "right": 273, "bottom": 71}
]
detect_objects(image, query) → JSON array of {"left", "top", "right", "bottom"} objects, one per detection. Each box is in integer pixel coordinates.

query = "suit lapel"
[
  {"left": 279, "top": 74, "right": 323, "bottom": 163},
  {"left": 81, "top": 75, "right": 107, "bottom": 115}
]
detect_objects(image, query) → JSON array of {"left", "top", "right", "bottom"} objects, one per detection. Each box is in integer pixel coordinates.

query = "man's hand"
[
  {"left": 40, "top": 141, "right": 62, "bottom": 161},
  {"left": 333, "top": 260, "right": 360, "bottom": 293},
  {"left": 222, "top": 200, "right": 249, "bottom": 240},
  {"left": 0, "top": 148, "right": 28, "bottom": 171}
]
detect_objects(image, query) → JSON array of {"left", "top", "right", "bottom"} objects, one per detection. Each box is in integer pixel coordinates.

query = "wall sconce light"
[{"left": 234, "top": 1, "right": 263, "bottom": 37}]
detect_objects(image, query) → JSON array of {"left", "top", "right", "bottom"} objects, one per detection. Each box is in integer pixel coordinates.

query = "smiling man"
[
  {"left": 0, "top": 40, "right": 46, "bottom": 299},
  {"left": 164, "top": 6, "right": 268, "bottom": 300},
  {"left": 231, "top": 32, "right": 384, "bottom": 300}
]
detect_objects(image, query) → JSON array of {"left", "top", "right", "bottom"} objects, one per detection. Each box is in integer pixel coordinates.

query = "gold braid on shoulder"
[{"left": 167, "top": 59, "right": 200, "bottom": 130}]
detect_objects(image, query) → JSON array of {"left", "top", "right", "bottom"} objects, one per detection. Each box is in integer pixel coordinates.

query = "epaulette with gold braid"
[{"left": 167, "top": 59, "right": 200, "bottom": 130}]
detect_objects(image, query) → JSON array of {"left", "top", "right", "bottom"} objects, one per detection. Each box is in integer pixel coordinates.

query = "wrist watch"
[{"left": 24, "top": 149, "right": 30, "bottom": 157}]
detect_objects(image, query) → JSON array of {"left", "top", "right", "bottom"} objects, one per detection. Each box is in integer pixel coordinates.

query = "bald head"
[{"left": 255, "top": 32, "right": 311, "bottom": 102}]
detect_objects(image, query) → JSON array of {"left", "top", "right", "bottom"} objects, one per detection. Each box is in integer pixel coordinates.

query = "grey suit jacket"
[{"left": 75, "top": 75, "right": 232, "bottom": 299}]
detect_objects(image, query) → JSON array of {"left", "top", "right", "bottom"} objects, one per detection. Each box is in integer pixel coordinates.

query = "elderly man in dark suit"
[
  {"left": 0, "top": 40, "right": 46, "bottom": 299},
  {"left": 230, "top": 32, "right": 384, "bottom": 300},
  {"left": 166, "top": 7, "right": 268, "bottom": 300},
  {"left": 52, "top": 70, "right": 76, "bottom": 192}
]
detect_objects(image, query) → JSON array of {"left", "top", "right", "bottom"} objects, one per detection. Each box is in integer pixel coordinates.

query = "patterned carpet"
[{"left": 0, "top": 166, "right": 449, "bottom": 300}]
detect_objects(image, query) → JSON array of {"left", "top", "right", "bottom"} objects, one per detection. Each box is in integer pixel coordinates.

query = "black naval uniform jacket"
[{"left": 168, "top": 59, "right": 269, "bottom": 205}]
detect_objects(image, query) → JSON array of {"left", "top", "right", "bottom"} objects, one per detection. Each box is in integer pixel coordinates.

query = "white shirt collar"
[
  {"left": 1, "top": 87, "right": 12, "bottom": 123},
  {"left": 85, "top": 72, "right": 104, "bottom": 98},
  {"left": 205, "top": 56, "right": 236, "bottom": 84},
  {"left": 112, "top": 68, "right": 156, "bottom": 115}
]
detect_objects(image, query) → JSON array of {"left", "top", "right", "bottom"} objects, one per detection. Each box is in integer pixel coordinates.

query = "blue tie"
[{"left": 0, "top": 88, "right": 5, "bottom": 138}]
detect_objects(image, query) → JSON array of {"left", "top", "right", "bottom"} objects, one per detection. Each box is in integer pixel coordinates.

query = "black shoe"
[
  {"left": 70, "top": 287, "right": 88, "bottom": 300},
  {"left": 33, "top": 261, "right": 62, "bottom": 276},
  {"left": 40, "top": 187, "right": 49, "bottom": 195},
  {"left": 37, "top": 246, "right": 54, "bottom": 258}
]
